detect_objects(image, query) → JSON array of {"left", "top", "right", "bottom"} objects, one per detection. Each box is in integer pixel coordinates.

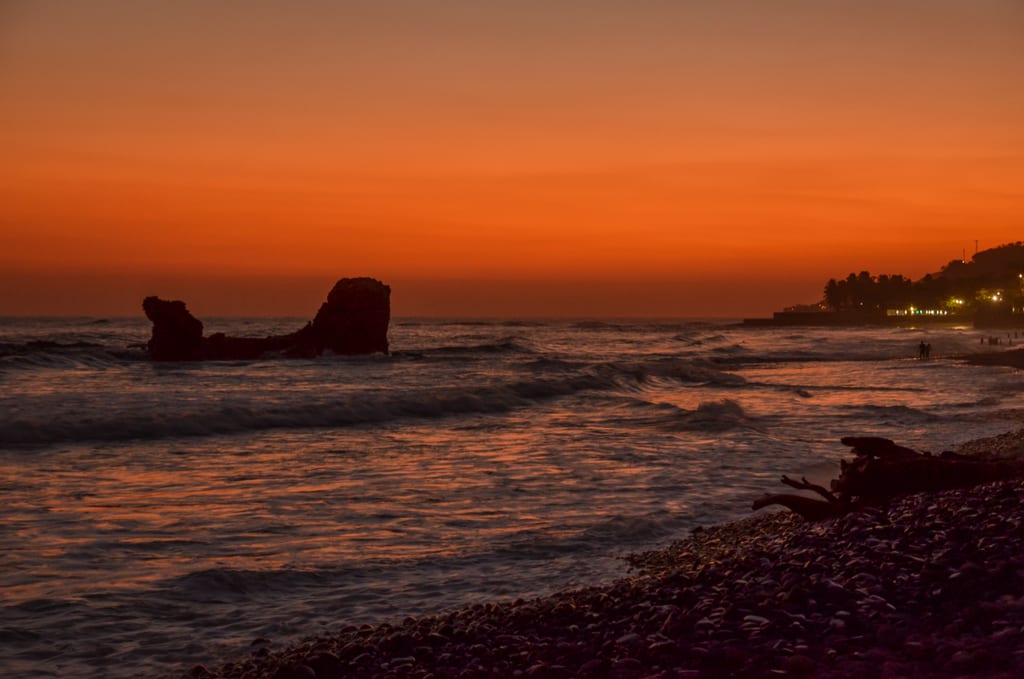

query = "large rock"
[
  {"left": 142, "top": 277, "right": 391, "bottom": 361},
  {"left": 309, "top": 277, "right": 391, "bottom": 355},
  {"left": 142, "top": 296, "right": 204, "bottom": 361}
]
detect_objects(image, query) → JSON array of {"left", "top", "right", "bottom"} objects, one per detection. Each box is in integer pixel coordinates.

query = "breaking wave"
[
  {"left": 410, "top": 339, "right": 531, "bottom": 356},
  {"left": 595, "top": 396, "right": 756, "bottom": 432},
  {"left": 841, "top": 404, "right": 939, "bottom": 422},
  {"left": 668, "top": 399, "right": 755, "bottom": 432},
  {"left": 0, "top": 357, "right": 749, "bottom": 446},
  {"left": 0, "top": 374, "right": 603, "bottom": 446}
]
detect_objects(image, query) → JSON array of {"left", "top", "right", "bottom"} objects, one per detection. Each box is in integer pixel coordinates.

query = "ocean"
[{"left": 1, "top": 316, "right": 1021, "bottom": 678}]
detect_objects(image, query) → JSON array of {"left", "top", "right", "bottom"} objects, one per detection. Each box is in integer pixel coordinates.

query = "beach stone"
[
  {"left": 703, "top": 645, "right": 746, "bottom": 671},
  {"left": 612, "top": 656, "right": 641, "bottom": 670},
  {"left": 307, "top": 653, "right": 344, "bottom": 678},
  {"left": 337, "top": 641, "right": 365, "bottom": 660},
  {"left": 350, "top": 652, "right": 374, "bottom": 666},
  {"left": 648, "top": 639, "right": 677, "bottom": 655},
  {"left": 270, "top": 664, "right": 317, "bottom": 679},
  {"left": 782, "top": 654, "right": 816, "bottom": 676},
  {"left": 948, "top": 648, "right": 993, "bottom": 673},
  {"left": 577, "top": 658, "right": 607, "bottom": 675},
  {"left": 616, "top": 633, "right": 640, "bottom": 645},
  {"left": 524, "top": 662, "right": 552, "bottom": 677}
]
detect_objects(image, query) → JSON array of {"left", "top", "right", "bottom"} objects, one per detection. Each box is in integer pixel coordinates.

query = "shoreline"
[{"left": 192, "top": 429, "right": 1024, "bottom": 679}]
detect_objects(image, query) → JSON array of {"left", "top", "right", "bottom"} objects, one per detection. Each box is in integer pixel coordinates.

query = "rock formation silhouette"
[
  {"left": 143, "top": 277, "right": 390, "bottom": 361},
  {"left": 142, "top": 297, "right": 206, "bottom": 361}
]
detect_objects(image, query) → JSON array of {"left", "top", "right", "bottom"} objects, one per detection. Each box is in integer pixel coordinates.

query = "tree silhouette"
[{"left": 820, "top": 243, "right": 1024, "bottom": 314}]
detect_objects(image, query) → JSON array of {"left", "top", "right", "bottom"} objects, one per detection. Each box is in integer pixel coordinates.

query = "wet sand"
[{"left": 190, "top": 430, "right": 1024, "bottom": 679}]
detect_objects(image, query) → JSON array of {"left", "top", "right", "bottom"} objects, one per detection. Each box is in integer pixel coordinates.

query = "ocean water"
[{"left": 1, "top": 316, "right": 1021, "bottom": 678}]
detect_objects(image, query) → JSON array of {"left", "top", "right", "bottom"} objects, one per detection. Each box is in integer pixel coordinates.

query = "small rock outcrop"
[
  {"left": 142, "top": 277, "right": 391, "bottom": 361},
  {"left": 142, "top": 297, "right": 205, "bottom": 361}
]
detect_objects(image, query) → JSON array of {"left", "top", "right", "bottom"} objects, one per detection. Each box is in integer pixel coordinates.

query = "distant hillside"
[{"left": 822, "top": 242, "right": 1023, "bottom": 316}]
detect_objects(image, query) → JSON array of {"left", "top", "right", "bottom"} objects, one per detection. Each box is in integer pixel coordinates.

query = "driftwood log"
[{"left": 753, "top": 436, "right": 1024, "bottom": 520}]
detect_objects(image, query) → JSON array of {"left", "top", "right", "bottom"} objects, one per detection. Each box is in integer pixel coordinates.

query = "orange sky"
[{"left": 2, "top": 1, "right": 1022, "bottom": 317}]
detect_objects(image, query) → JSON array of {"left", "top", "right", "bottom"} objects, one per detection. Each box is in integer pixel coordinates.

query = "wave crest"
[
  {"left": 0, "top": 372, "right": 615, "bottom": 446},
  {"left": 670, "top": 399, "right": 754, "bottom": 432}
]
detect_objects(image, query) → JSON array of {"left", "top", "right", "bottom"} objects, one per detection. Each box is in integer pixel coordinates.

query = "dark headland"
[{"left": 744, "top": 242, "right": 1024, "bottom": 329}]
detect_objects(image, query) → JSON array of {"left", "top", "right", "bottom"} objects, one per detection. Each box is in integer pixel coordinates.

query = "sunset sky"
[{"left": 2, "top": 1, "right": 1022, "bottom": 317}]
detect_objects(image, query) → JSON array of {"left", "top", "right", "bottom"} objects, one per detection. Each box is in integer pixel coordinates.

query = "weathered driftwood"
[{"left": 753, "top": 436, "right": 1024, "bottom": 520}]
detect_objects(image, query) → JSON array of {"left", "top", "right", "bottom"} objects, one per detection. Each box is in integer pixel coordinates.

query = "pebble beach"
[{"left": 190, "top": 428, "right": 1024, "bottom": 679}]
